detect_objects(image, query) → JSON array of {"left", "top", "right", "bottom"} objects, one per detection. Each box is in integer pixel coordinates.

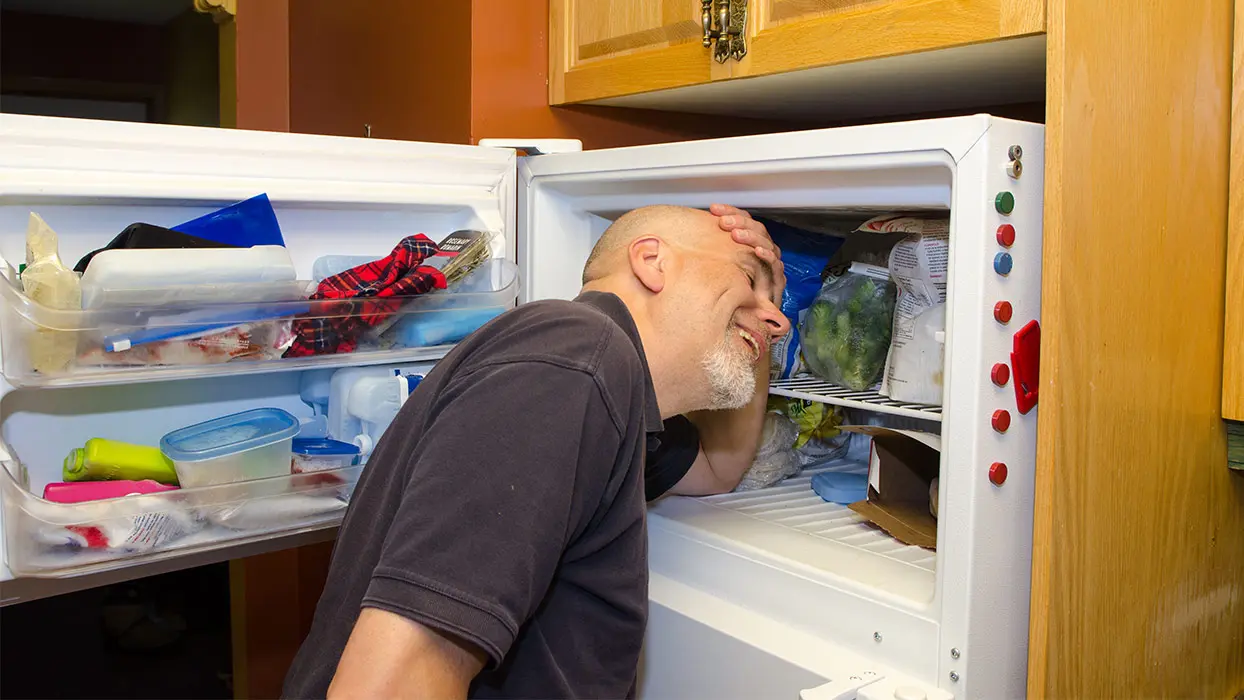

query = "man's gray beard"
[{"left": 700, "top": 333, "right": 756, "bottom": 410}]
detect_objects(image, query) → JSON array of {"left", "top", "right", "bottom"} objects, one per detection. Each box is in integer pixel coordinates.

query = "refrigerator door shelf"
[
  {"left": 0, "top": 114, "right": 519, "bottom": 389},
  {"left": 0, "top": 443, "right": 361, "bottom": 579},
  {"left": 0, "top": 260, "right": 519, "bottom": 389}
]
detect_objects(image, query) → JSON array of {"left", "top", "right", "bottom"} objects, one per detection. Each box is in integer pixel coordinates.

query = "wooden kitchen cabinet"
[
  {"left": 552, "top": 0, "right": 1045, "bottom": 104},
  {"left": 550, "top": 0, "right": 721, "bottom": 105},
  {"left": 1225, "top": 0, "right": 1243, "bottom": 464},
  {"left": 733, "top": 0, "right": 1044, "bottom": 79}
]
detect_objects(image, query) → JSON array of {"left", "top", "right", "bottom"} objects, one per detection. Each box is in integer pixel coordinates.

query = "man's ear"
[{"left": 628, "top": 236, "right": 666, "bottom": 294}]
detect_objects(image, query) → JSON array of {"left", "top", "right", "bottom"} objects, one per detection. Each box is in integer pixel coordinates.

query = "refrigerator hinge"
[{"left": 477, "top": 138, "right": 583, "bottom": 156}]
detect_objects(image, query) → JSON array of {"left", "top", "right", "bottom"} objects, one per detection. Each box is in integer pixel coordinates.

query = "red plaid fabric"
[{"left": 283, "top": 234, "right": 447, "bottom": 358}]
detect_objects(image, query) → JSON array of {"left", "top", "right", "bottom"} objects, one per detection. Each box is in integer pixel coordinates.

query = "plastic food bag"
[
  {"left": 78, "top": 321, "right": 291, "bottom": 367},
  {"left": 766, "top": 396, "right": 850, "bottom": 465},
  {"left": 799, "top": 263, "right": 897, "bottom": 390},
  {"left": 21, "top": 213, "right": 83, "bottom": 374},
  {"left": 27, "top": 498, "right": 202, "bottom": 554},
  {"left": 204, "top": 493, "right": 347, "bottom": 530},
  {"left": 884, "top": 302, "right": 946, "bottom": 405},
  {"left": 733, "top": 412, "right": 801, "bottom": 492},
  {"left": 867, "top": 215, "right": 950, "bottom": 404}
]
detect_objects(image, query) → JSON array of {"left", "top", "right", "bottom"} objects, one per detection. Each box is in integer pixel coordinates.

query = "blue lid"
[
  {"left": 292, "top": 438, "right": 360, "bottom": 456},
  {"left": 811, "top": 471, "right": 869, "bottom": 505},
  {"left": 161, "top": 407, "right": 300, "bottom": 462}
]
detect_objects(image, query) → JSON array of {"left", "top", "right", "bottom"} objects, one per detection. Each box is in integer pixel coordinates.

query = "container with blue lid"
[
  {"left": 291, "top": 438, "right": 360, "bottom": 473},
  {"left": 160, "top": 407, "right": 300, "bottom": 487}
]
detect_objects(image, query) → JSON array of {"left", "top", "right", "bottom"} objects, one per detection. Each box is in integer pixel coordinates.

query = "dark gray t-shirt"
[{"left": 282, "top": 291, "right": 675, "bottom": 700}]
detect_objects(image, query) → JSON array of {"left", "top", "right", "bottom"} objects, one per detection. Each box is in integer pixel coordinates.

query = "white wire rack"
[
  {"left": 769, "top": 376, "right": 943, "bottom": 422},
  {"left": 699, "top": 459, "right": 937, "bottom": 574}
]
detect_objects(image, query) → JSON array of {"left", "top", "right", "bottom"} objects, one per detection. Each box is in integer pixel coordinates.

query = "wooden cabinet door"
[
  {"left": 1226, "top": 0, "right": 1243, "bottom": 468},
  {"left": 733, "top": 0, "right": 1045, "bottom": 80},
  {"left": 551, "top": 0, "right": 725, "bottom": 104}
]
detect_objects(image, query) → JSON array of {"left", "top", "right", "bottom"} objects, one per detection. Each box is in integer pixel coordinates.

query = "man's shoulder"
[{"left": 459, "top": 293, "right": 645, "bottom": 379}]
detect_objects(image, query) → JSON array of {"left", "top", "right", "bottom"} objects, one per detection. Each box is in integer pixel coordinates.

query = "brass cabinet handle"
[{"left": 702, "top": 0, "right": 747, "bottom": 63}]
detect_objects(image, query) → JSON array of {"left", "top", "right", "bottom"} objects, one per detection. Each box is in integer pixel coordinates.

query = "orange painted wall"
[{"left": 232, "top": 0, "right": 289, "bottom": 132}]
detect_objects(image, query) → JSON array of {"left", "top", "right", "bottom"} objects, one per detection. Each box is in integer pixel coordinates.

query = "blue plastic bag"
[
  {"left": 173, "top": 193, "right": 285, "bottom": 247},
  {"left": 757, "top": 217, "right": 844, "bottom": 379}
]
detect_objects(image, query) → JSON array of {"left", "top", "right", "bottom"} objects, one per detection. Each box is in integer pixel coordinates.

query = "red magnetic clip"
[{"left": 1010, "top": 320, "right": 1040, "bottom": 414}]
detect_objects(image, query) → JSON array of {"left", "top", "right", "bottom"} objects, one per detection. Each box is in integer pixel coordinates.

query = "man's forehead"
[{"left": 733, "top": 248, "right": 773, "bottom": 279}]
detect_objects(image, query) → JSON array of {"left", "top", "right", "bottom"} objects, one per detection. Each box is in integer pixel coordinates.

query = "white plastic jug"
[{"left": 327, "top": 363, "right": 435, "bottom": 456}]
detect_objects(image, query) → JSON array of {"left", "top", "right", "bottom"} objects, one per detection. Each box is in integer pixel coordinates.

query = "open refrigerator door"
[{"left": 0, "top": 114, "right": 519, "bottom": 598}]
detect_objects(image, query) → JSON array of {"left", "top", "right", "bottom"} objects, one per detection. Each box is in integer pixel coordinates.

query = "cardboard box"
[{"left": 840, "top": 426, "right": 942, "bottom": 550}]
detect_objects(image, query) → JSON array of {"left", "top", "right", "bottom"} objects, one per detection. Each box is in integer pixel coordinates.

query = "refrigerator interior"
[
  {"left": 556, "top": 205, "right": 948, "bottom": 601},
  {"left": 524, "top": 180, "right": 955, "bottom": 606},
  {"left": 519, "top": 117, "right": 1043, "bottom": 697}
]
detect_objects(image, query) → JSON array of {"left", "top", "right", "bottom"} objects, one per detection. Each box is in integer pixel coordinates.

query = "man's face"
[{"left": 660, "top": 222, "right": 789, "bottom": 411}]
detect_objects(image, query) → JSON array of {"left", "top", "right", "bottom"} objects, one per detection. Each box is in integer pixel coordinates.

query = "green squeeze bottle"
[{"left": 63, "top": 438, "right": 180, "bottom": 485}]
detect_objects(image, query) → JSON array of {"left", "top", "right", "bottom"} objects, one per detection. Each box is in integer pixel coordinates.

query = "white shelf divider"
[{"left": 769, "top": 376, "right": 943, "bottom": 422}]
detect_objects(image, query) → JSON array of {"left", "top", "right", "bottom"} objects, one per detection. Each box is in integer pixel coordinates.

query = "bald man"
[{"left": 284, "top": 205, "right": 789, "bottom": 700}]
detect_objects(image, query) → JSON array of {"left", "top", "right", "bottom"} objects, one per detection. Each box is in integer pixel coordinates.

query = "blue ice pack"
[
  {"left": 390, "top": 307, "right": 506, "bottom": 348},
  {"left": 811, "top": 471, "right": 868, "bottom": 505}
]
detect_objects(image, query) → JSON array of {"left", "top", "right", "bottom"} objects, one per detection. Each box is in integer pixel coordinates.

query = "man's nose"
[{"left": 758, "top": 299, "right": 790, "bottom": 338}]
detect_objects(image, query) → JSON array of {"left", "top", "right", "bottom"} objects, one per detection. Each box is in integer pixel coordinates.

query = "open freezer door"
[{"left": 0, "top": 115, "right": 522, "bottom": 602}]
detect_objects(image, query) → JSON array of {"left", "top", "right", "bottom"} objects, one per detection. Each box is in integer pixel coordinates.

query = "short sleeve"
[
  {"left": 644, "top": 415, "right": 701, "bottom": 501},
  {"left": 361, "top": 360, "right": 622, "bottom": 668}
]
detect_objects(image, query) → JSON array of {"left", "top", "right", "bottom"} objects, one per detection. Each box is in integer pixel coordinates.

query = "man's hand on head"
[{"left": 709, "top": 203, "right": 787, "bottom": 302}]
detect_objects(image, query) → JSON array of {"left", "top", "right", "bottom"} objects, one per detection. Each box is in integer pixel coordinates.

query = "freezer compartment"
[
  {"left": 1, "top": 452, "right": 358, "bottom": 578},
  {"left": 652, "top": 452, "right": 937, "bottom": 604},
  {"left": 0, "top": 259, "right": 518, "bottom": 387}
]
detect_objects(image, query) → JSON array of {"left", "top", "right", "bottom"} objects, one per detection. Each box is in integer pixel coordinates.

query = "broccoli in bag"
[{"left": 799, "top": 262, "right": 897, "bottom": 391}]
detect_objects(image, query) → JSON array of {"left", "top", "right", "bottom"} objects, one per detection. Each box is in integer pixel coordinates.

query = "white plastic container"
[
  {"left": 79, "top": 245, "right": 298, "bottom": 309},
  {"left": 328, "top": 364, "right": 433, "bottom": 456},
  {"left": 160, "top": 407, "right": 300, "bottom": 487}
]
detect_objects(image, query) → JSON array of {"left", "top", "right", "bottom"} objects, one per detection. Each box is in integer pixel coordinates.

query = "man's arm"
[
  {"left": 667, "top": 350, "right": 770, "bottom": 495},
  {"left": 328, "top": 608, "right": 486, "bottom": 700}
]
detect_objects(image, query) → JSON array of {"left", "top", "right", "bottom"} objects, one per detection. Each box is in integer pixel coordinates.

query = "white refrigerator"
[{"left": 0, "top": 113, "right": 1043, "bottom": 700}]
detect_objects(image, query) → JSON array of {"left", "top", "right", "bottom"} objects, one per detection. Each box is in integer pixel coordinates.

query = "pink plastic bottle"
[{"left": 42, "top": 480, "right": 179, "bottom": 504}]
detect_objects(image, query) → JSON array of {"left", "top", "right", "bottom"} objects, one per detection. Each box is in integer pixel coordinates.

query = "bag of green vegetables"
[{"left": 799, "top": 262, "right": 897, "bottom": 390}]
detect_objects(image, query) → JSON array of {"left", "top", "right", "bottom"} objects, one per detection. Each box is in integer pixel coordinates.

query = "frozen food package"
[
  {"left": 766, "top": 396, "right": 850, "bottom": 465},
  {"left": 21, "top": 213, "right": 83, "bottom": 374},
  {"left": 864, "top": 215, "right": 950, "bottom": 404},
  {"left": 799, "top": 263, "right": 897, "bottom": 391},
  {"left": 885, "top": 302, "right": 947, "bottom": 405},
  {"left": 733, "top": 412, "right": 801, "bottom": 492}
]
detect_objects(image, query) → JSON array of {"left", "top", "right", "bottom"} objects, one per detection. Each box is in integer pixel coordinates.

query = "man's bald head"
[{"left": 581, "top": 205, "right": 715, "bottom": 285}]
